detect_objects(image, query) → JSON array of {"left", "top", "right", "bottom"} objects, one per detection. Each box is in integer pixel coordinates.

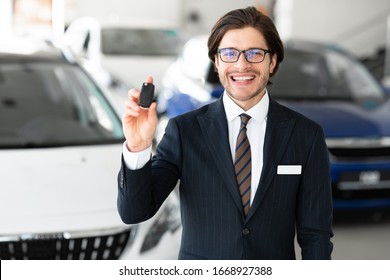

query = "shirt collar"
[{"left": 223, "top": 89, "right": 269, "bottom": 124}]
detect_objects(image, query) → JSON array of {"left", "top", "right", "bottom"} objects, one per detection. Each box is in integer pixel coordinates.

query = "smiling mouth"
[{"left": 231, "top": 75, "right": 255, "bottom": 82}]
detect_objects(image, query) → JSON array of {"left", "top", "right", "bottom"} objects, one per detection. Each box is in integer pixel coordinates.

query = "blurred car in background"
[
  {"left": 0, "top": 37, "right": 181, "bottom": 260},
  {"left": 63, "top": 16, "right": 185, "bottom": 96},
  {"left": 157, "top": 35, "right": 390, "bottom": 211}
]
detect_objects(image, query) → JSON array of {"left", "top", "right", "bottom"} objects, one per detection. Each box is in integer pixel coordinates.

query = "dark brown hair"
[{"left": 207, "top": 6, "right": 284, "bottom": 80}]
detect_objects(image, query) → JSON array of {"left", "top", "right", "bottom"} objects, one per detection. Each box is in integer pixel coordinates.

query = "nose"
[{"left": 234, "top": 51, "right": 251, "bottom": 69}]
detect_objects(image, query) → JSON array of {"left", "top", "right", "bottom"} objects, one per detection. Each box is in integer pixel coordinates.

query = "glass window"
[
  {"left": 0, "top": 62, "right": 124, "bottom": 148},
  {"left": 271, "top": 48, "right": 385, "bottom": 101},
  {"left": 101, "top": 28, "right": 182, "bottom": 56},
  {"left": 325, "top": 49, "right": 384, "bottom": 99}
]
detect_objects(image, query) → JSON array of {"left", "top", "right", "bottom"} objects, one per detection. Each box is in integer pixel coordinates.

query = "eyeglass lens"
[{"left": 219, "top": 48, "right": 266, "bottom": 63}]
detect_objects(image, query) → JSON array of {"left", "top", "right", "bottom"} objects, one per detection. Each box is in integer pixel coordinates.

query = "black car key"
[{"left": 139, "top": 82, "right": 155, "bottom": 109}]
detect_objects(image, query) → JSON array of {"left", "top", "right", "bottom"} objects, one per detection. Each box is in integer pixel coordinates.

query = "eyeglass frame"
[{"left": 217, "top": 47, "right": 273, "bottom": 63}]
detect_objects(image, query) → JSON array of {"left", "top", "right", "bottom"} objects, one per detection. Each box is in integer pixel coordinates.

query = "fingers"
[
  {"left": 128, "top": 88, "right": 140, "bottom": 103},
  {"left": 124, "top": 89, "right": 141, "bottom": 117}
]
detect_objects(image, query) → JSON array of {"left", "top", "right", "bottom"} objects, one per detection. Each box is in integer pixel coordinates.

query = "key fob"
[{"left": 139, "top": 82, "right": 155, "bottom": 109}]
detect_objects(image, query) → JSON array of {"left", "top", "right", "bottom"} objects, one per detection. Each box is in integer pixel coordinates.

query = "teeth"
[{"left": 232, "top": 76, "right": 254, "bottom": 81}]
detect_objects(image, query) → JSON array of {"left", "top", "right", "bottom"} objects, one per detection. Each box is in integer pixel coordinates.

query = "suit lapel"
[
  {"left": 197, "top": 99, "right": 244, "bottom": 213},
  {"left": 247, "top": 98, "right": 296, "bottom": 220}
]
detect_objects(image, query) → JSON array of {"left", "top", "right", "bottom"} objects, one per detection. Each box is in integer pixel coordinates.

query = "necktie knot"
[{"left": 239, "top": 113, "right": 251, "bottom": 127}]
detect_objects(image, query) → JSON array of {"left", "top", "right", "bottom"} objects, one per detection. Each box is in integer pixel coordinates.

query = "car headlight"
[{"left": 140, "top": 195, "right": 181, "bottom": 253}]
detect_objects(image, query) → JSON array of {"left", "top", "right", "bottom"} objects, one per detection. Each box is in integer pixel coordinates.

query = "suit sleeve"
[
  {"left": 117, "top": 118, "right": 181, "bottom": 224},
  {"left": 296, "top": 125, "right": 334, "bottom": 260}
]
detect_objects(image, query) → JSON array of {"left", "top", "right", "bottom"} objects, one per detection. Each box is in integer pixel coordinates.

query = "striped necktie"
[{"left": 234, "top": 113, "right": 251, "bottom": 216}]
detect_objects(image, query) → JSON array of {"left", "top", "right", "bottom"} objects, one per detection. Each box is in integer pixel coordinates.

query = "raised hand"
[{"left": 122, "top": 76, "right": 158, "bottom": 152}]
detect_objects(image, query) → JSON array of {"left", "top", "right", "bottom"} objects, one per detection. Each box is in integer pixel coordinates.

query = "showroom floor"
[
  {"left": 295, "top": 210, "right": 390, "bottom": 260},
  {"left": 331, "top": 210, "right": 390, "bottom": 260}
]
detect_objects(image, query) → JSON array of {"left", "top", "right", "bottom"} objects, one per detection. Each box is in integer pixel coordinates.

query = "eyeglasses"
[{"left": 217, "top": 48, "right": 272, "bottom": 63}]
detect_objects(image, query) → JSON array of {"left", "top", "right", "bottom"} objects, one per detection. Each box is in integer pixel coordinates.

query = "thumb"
[
  {"left": 148, "top": 102, "right": 158, "bottom": 124},
  {"left": 145, "top": 76, "right": 154, "bottom": 84}
]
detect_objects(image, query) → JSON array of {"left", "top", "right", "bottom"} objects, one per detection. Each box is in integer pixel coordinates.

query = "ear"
[
  {"left": 269, "top": 53, "right": 277, "bottom": 74},
  {"left": 214, "top": 55, "right": 220, "bottom": 71}
]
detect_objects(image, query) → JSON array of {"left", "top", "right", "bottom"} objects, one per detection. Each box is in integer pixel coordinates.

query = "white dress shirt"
[
  {"left": 122, "top": 91, "right": 269, "bottom": 204},
  {"left": 223, "top": 91, "right": 268, "bottom": 204}
]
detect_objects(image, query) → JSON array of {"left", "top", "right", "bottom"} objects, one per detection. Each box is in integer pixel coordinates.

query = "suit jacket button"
[{"left": 242, "top": 228, "right": 250, "bottom": 235}]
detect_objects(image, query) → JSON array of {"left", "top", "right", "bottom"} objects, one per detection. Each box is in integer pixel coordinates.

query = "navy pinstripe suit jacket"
[{"left": 117, "top": 97, "right": 333, "bottom": 260}]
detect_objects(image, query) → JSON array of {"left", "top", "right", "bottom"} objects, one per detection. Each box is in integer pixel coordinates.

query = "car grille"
[
  {"left": 327, "top": 138, "right": 390, "bottom": 201},
  {"left": 333, "top": 182, "right": 390, "bottom": 200},
  {"left": 326, "top": 137, "right": 390, "bottom": 160},
  {"left": 329, "top": 147, "right": 390, "bottom": 159},
  {"left": 0, "top": 226, "right": 136, "bottom": 260}
]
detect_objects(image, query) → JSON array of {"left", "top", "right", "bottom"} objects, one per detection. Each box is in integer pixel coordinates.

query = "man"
[{"left": 117, "top": 6, "right": 333, "bottom": 260}]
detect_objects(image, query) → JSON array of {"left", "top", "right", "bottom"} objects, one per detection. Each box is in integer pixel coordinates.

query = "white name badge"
[{"left": 277, "top": 165, "right": 302, "bottom": 175}]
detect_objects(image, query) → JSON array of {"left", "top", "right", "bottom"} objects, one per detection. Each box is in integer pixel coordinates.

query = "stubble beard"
[{"left": 221, "top": 71, "right": 269, "bottom": 107}]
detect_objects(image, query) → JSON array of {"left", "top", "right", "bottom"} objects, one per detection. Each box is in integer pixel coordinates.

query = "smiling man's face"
[{"left": 215, "top": 26, "right": 277, "bottom": 111}]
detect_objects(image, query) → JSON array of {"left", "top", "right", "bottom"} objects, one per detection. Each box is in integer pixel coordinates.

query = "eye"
[
  {"left": 248, "top": 49, "right": 264, "bottom": 59},
  {"left": 224, "top": 49, "right": 238, "bottom": 58}
]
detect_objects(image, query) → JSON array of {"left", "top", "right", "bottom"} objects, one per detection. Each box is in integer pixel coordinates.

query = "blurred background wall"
[
  {"left": 0, "top": 0, "right": 389, "bottom": 85},
  {"left": 62, "top": 0, "right": 390, "bottom": 57},
  {"left": 1, "top": 0, "right": 390, "bottom": 59},
  {"left": 276, "top": 0, "right": 390, "bottom": 58}
]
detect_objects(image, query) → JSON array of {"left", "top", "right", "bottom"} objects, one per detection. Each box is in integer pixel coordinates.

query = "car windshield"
[
  {"left": 101, "top": 28, "right": 182, "bottom": 56},
  {"left": 270, "top": 48, "right": 386, "bottom": 101},
  {"left": 0, "top": 62, "right": 124, "bottom": 148}
]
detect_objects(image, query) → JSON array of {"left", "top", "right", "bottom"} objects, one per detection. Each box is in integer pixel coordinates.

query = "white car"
[
  {"left": 0, "top": 37, "right": 181, "bottom": 260},
  {"left": 63, "top": 17, "right": 185, "bottom": 96}
]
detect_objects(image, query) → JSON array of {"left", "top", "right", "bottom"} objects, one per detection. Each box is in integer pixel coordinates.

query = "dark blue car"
[{"left": 157, "top": 36, "right": 390, "bottom": 210}]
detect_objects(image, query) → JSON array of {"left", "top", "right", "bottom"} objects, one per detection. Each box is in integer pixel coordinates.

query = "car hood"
[
  {"left": 0, "top": 144, "right": 124, "bottom": 234},
  {"left": 279, "top": 99, "right": 390, "bottom": 138}
]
